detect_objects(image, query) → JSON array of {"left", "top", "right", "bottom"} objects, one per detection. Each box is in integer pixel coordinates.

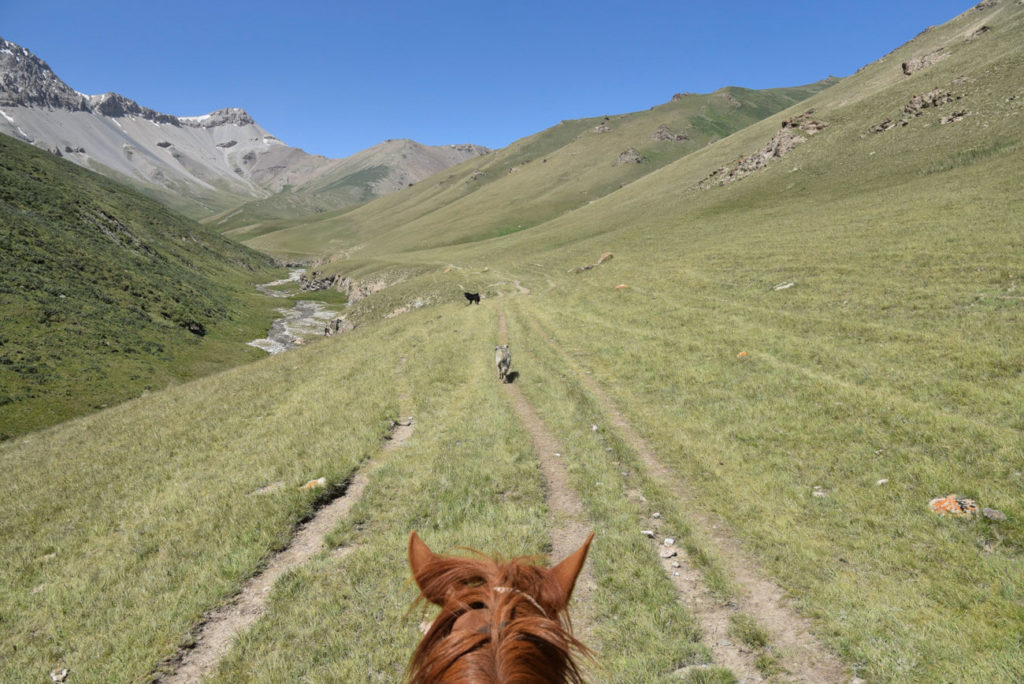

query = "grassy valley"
[
  {"left": 1, "top": 2, "right": 1022, "bottom": 682},
  {"left": 234, "top": 80, "right": 836, "bottom": 260}
]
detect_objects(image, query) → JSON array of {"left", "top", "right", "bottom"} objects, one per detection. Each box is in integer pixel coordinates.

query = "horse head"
[{"left": 407, "top": 531, "right": 593, "bottom": 683}]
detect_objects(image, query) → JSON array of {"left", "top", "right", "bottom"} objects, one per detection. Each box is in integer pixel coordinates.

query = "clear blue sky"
[{"left": 2, "top": 0, "right": 974, "bottom": 159}]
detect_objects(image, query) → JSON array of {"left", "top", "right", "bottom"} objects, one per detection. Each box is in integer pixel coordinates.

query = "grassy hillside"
[
  {"left": 235, "top": 80, "right": 836, "bottom": 260},
  {"left": 1, "top": 2, "right": 1022, "bottom": 682},
  {"left": 0, "top": 134, "right": 283, "bottom": 439}
]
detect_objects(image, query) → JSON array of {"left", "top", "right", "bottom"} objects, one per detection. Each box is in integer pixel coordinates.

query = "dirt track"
[
  {"left": 155, "top": 359, "right": 415, "bottom": 683},
  {"left": 513, "top": 309, "right": 850, "bottom": 682},
  {"left": 496, "top": 307, "right": 597, "bottom": 648},
  {"left": 157, "top": 296, "right": 847, "bottom": 682}
]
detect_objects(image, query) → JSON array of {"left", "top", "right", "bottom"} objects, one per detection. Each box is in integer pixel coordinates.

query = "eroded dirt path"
[
  {"left": 526, "top": 318, "right": 849, "bottom": 683},
  {"left": 495, "top": 308, "right": 597, "bottom": 647},
  {"left": 155, "top": 358, "right": 415, "bottom": 683}
]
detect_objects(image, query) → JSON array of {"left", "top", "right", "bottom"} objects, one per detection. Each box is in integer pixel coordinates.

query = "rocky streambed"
[
  {"left": 255, "top": 269, "right": 306, "bottom": 298},
  {"left": 249, "top": 270, "right": 341, "bottom": 355}
]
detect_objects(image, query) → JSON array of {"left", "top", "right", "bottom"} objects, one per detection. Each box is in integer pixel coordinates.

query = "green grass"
[
  {"left": 0, "top": 134, "right": 284, "bottom": 440},
  {"left": 0, "top": 322, "right": 398, "bottom": 681},
  {"left": 211, "top": 305, "right": 553, "bottom": 681},
  {"left": 498, "top": 161, "right": 1024, "bottom": 679},
  {"left": 216, "top": 7, "right": 1023, "bottom": 677},
  {"left": 3, "top": 3, "right": 1024, "bottom": 682},
  {"left": 728, "top": 614, "right": 770, "bottom": 650}
]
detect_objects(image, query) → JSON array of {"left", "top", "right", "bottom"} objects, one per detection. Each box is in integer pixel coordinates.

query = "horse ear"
[
  {"left": 408, "top": 531, "right": 447, "bottom": 605},
  {"left": 548, "top": 533, "right": 593, "bottom": 608}
]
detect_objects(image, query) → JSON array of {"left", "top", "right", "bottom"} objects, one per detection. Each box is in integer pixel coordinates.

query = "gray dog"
[{"left": 495, "top": 345, "right": 511, "bottom": 383}]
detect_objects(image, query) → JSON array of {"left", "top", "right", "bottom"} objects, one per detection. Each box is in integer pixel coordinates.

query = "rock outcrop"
[
  {"left": 904, "top": 89, "right": 958, "bottom": 116},
  {"left": 180, "top": 107, "right": 255, "bottom": 128},
  {"left": 298, "top": 271, "right": 388, "bottom": 303},
  {"left": 652, "top": 124, "right": 689, "bottom": 142},
  {"left": 902, "top": 48, "right": 949, "bottom": 76},
  {"left": 614, "top": 148, "right": 646, "bottom": 166},
  {"left": 0, "top": 37, "right": 88, "bottom": 110},
  {"left": 697, "top": 111, "right": 826, "bottom": 189},
  {"left": 868, "top": 89, "right": 964, "bottom": 133},
  {"left": 88, "top": 92, "right": 179, "bottom": 124}
]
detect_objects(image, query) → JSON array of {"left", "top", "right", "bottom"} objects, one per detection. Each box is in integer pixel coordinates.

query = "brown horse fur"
[{"left": 408, "top": 531, "right": 593, "bottom": 683}]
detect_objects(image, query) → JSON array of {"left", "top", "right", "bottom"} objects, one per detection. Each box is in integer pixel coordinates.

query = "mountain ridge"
[{"left": 0, "top": 36, "right": 489, "bottom": 219}]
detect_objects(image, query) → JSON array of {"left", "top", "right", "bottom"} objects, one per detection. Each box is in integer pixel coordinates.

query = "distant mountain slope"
[
  {"left": 0, "top": 37, "right": 489, "bottom": 219},
  {"left": 239, "top": 79, "right": 836, "bottom": 258},
  {"left": 0, "top": 133, "right": 279, "bottom": 440},
  {"left": 207, "top": 138, "right": 491, "bottom": 231}
]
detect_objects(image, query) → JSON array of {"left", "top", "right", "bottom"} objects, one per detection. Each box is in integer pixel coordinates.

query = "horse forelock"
[{"left": 409, "top": 555, "right": 586, "bottom": 683}]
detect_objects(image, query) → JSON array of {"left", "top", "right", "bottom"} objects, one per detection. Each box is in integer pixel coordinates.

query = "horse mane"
[{"left": 409, "top": 550, "right": 588, "bottom": 683}]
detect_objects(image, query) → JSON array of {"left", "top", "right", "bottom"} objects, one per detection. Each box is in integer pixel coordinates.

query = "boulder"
[{"left": 614, "top": 148, "right": 646, "bottom": 165}]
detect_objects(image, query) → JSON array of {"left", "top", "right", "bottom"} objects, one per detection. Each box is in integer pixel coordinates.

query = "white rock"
[{"left": 641, "top": 530, "right": 655, "bottom": 538}]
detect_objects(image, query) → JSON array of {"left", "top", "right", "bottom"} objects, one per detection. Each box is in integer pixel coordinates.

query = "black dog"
[{"left": 464, "top": 292, "right": 480, "bottom": 305}]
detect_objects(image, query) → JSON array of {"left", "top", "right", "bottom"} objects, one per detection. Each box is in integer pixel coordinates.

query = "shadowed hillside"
[{"left": 0, "top": 134, "right": 280, "bottom": 439}]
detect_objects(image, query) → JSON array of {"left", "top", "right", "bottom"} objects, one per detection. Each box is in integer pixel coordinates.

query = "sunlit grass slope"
[
  {"left": 0, "top": 323, "right": 396, "bottom": 681},
  {"left": 0, "top": 134, "right": 282, "bottom": 440},
  {"left": 2, "top": 2, "right": 1022, "bottom": 682},
  {"left": 240, "top": 80, "right": 835, "bottom": 260},
  {"left": 223, "top": 2, "right": 1022, "bottom": 680},
  {"left": 1, "top": 302, "right": 719, "bottom": 682}
]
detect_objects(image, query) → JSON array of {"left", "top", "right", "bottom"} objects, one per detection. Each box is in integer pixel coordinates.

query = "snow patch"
[{"left": 0, "top": 109, "right": 14, "bottom": 123}]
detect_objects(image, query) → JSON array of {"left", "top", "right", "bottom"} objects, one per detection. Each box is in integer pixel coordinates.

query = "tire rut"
[
  {"left": 525, "top": 315, "right": 850, "bottom": 683},
  {"left": 154, "top": 357, "right": 415, "bottom": 683},
  {"left": 496, "top": 307, "right": 597, "bottom": 650}
]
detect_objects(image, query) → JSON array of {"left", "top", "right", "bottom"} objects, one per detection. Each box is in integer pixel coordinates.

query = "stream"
[{"left": 248, "top": 269, "right": 341, "bottom": 355}]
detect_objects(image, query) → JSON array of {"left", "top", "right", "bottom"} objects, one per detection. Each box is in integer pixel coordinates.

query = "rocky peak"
[
  {"left": 180, "top": 108, "right": 255, "bottom": 128},
  {"left": 0, "top": 37, "right": 251, "bottom": 130},
  {"left": 447, "top": 143, "right": 490, "bottom": 155},
  {"left": 87, "top": 92, "right": 180, "bottom": 124},
  {"left": 0, "top": 36, "right": 88, "bottom": 111}
]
